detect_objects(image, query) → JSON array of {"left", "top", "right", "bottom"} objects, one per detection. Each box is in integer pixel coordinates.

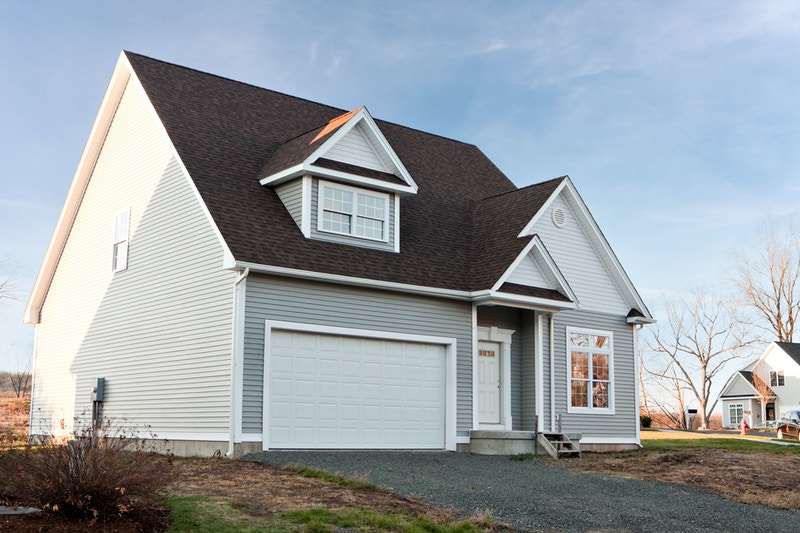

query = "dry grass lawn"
[
  {"left": 565, "top": 431, "right": 800, "bottom": 510},
  {"left": 168, "top": 458, "right": 456, "bottom": 521},
  {"left": 0, "top": 397, "right": 29, "bottom": 447}
]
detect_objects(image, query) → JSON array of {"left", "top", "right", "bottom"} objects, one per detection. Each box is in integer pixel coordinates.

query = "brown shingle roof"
[{"left": 125, "top": 52, "right": 560, "bottom": 294}]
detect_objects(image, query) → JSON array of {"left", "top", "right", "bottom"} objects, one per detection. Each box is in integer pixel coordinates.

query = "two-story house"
[{"left": 24, "top": 51, "right": 653, "bottom": 457}]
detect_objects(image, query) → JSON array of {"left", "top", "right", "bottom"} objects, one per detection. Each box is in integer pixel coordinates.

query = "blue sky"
[{"left": 2, "top": 0, "right": 800, "bottom": 371}]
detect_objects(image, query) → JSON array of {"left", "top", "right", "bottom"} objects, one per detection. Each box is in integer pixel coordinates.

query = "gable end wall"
[
  {"left": 534, "top": 195, "right": 629, "bottom": 314},
  {"left": 31, "top": 80, "right": 235, "bottom": 440}
]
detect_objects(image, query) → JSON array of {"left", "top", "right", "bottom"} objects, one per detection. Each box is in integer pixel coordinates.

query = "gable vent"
[{"left": 552, "top": 207, "right": 566, "bottom": 228}]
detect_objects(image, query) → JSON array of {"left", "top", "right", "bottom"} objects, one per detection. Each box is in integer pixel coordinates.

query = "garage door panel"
[{"left": 268, "top": 330, "right": 445, "bottom": 449}]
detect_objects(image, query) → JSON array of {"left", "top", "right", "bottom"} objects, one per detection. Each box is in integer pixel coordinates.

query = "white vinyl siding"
[
  {"left": 111, "top": 207, "right": 130, "bottom": 272},
  {"left": 31, "top": 79, "right": 234, "bottom": 440},
  {"left": 533, "top": 195, "right": 629, "bottom": 315},
  {"left": 243, "top": 275, "right": 473, "bottom": 437}
]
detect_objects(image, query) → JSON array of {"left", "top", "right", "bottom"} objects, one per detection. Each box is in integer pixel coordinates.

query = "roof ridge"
[
  {"left": 124, "top": 51, "right": 482, "bottom": 151},
  {"left": 477, "top": 175, "right": 567, "bottom": 202},
  {"left": 123, "top": 50, "right": 349, "bottom": 116}
]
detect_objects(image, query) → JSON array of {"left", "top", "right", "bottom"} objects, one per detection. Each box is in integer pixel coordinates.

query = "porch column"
[{"left": 535, "top": 312, "right": 544, "bottom": 432}]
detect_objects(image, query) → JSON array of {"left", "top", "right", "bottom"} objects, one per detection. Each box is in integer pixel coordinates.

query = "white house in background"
[
  {"left": 24, "top": 51, "right": 654, "bottom": 457},
  {"left": 718, "top": 342, "right": 800, "bottom": 428}
]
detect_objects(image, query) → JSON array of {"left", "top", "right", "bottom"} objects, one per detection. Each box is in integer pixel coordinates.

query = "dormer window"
[{"left": 318, "top": 180, "right": 388, "bottom": 242}]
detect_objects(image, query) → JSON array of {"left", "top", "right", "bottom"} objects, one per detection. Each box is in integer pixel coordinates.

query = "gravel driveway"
[{"left": 245, "top": 450, "right": 800, "bottom": 532}]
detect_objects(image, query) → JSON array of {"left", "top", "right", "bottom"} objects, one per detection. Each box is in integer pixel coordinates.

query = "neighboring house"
[
  {"left": 24, "top": 51, "right": 654, "bottom": 457},
  {"left": 719, "top": 342, "right": 800, "bottom": 428}
]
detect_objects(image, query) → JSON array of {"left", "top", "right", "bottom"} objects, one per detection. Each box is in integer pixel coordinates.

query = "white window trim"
[
  {"left": 728, "top": 402, "right": 744, "bottom": 427},
  {"left": 112, "top": 206, "right": 130, "bottom": 272},
  {"left": 317, "top": 180, "right": 390, "bottom": 242},
  {"left": 770, "top": 370, "right": 785, "bottom": 387},
  {"left": 566, "top": 326, "right": 614, "bottom": 414}
]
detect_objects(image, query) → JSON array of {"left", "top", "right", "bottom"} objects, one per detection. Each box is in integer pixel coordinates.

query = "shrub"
[
  {"left": 640, "top": 414, "right": 652, "bottom": 428},
  {"left": 0, "top": 417, "right": 173, "bottom": 522}
]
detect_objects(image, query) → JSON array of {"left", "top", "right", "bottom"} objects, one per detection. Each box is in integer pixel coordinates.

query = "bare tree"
[
  {"left": 646, "top": 288, "right": 756, "bottom": 429},
  {"left": 0, "top": 256, "right": 15, "bottom": 303},
  {"left": 641, "top": 358, "right": 690, "bottom": 428},
  {"left": 732, "top": 218, "right": 800, "bottom": 342}
]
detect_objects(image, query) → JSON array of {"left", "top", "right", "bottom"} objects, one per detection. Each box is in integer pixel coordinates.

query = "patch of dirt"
[
  {"left": 1, "top": 458, "right": 459, "bottom": 532},
  {"left": 564, "top": 448, "right": 800, "bottom": 509},
  {"left": 168, "top": 458, "right": 455, "bottom": 521}
]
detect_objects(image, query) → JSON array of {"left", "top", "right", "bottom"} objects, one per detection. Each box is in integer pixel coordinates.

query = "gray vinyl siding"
[
  {"left": 309, "top": 178, "right": 396, "bottom": 252},
  {"left": 325, "top": 124, "right": 390, "bottom": 172},
  {"left": 32, "top": 80, "right": 234, "bottom": 438},
  {"left": 518, "top": 311, "right": 538, "bottom": 430},
  {"left": 534, "top": 195, "right": 629, "bottom": 315},
  {"left": 551, "top": 309, "right": 638, "bottom": 441},
  {"left": 507, "top": 253, "right": 551, "bottom": 287},
  {"left": 724, "top": 374, "right": 756, "bottom": 396},
  {"left": 275, "top": 179, "right": 304, "bottom": 230},
  {"left": 243, "top": 275, "right": 473, "bottom": 435}
]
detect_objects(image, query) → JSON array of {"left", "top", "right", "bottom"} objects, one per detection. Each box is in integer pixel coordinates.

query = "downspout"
[
  {"left": 226, "top": 267, "right": 249, "bottom": 458},
  {"left": 549, "top": 313, "right": 555, "bottom": 432},
  {"left": 28, "top": 325, "right": 40, "bottom": 442}
]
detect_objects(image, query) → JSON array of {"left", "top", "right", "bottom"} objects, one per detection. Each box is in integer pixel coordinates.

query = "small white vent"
[{"left": 552, "top": 207, "right": 566, "bottom": 228}]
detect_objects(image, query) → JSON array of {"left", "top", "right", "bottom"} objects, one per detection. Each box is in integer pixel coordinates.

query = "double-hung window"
[
  {"left": 567, "top": 327, "right": 613, "bottom": 412},
  {"left": 112, "top": 207, "right": 130, "bottom": 272},
  {"left": 729, "top": 403, "right": 744, "bottom": 426},
  {"left": 770, "top": 370, "right": 785, "bottom": 387},
  {"left": 318, "top": 181, "right": 388, "bottom": 241}
]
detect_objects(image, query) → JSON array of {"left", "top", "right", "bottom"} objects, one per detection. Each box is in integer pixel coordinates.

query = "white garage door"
[{"left": 268, "top": 329, "right": 446, "bottom": 449}]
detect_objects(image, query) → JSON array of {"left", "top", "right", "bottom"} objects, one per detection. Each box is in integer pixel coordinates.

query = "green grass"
[
  {"left": 641, "top": 437, "right": 800, "bottom": 453},
  {"left": 166, "top": 495, "right": 273, "bottom": 533},
  {"left": 509, "top": 453, "right": 535, "bottom": 461},
  {"left": 286, "top": 464, "right": 377, "bottom": 490},
  {"left": 284, "top": 508, "right": 484, "bottom": 533},
  {"left": 165, "top": 494, "right": 489, "bottom": 533}
]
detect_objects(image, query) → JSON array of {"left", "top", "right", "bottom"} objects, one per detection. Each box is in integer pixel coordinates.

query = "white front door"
[{"left": 477, "top": 341, "right": 501, "bottom": 424}]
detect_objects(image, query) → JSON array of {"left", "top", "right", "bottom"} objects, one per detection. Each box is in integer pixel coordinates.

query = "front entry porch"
[{"left": 468, "top": 430, "right": 581, "bottom": 458}]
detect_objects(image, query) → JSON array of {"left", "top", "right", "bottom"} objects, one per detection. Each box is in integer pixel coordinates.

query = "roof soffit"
[{"left": 259, "top": 107, "right": 418, "bottom": 195}]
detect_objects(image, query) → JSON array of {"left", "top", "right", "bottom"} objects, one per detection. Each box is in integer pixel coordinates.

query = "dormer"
[{"left": 259, "top": 107, "right": 417, "bottom": 252}]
